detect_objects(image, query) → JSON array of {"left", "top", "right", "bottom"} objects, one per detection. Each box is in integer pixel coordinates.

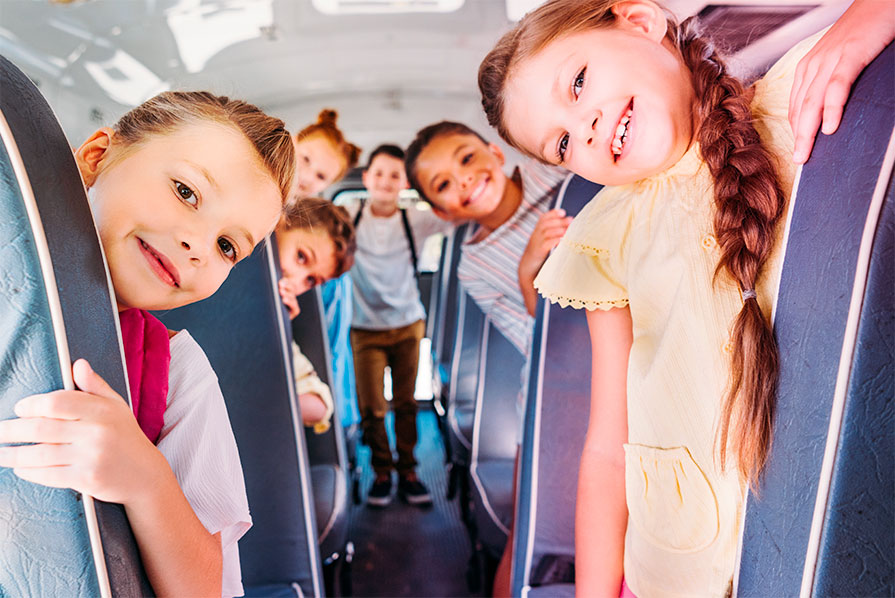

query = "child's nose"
[{"left": 578, "top": 112, "right": 600, "bottom": 146}]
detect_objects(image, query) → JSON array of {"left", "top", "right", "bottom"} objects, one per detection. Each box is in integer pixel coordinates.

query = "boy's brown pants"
[{"left": 350, "top": 319, "right": 424, "bottom": 477}]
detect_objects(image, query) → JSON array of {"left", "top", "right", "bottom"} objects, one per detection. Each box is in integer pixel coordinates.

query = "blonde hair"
[
  {"left": 113, "top": 91, "right": 295, "bottom": 204},
  {"left": 480, "top": 0, "right": 785, "bottom": 485},
  {"left": 295, "top": 109, "right": 362, "bottom": 182},
  {"left": 281, "top": 197, "right": 356, "bottom": 277}
]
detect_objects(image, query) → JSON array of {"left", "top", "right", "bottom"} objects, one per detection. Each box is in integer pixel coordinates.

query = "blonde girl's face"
[
  {"left": 276, "top": 226, "right": 339, "bottom": 296},
  {"left": 502, "top": 1, "right": 696, "bottom": 186},
  {"left": 76, "top": 122, "right": 282, "bottom": 312},
  {"left": 293, "top": 134, "right": 345, "bottom": 197}
]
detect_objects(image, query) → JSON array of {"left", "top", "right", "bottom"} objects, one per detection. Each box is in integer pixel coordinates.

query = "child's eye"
[
  {"left": 174, "top": 181, "right": 198, "bottom": 206},
  {"left": 436, "top": 180, "right": 449, "bottom": 193},
  {"left": 317, "top": 172, "right": 326, "bottom": 181},
  {"left": 218, "top": 237, "right": 237, "bottom": 261},
  {"left": 461, "top": 152, "right": 474, "bottom": 165},
  {"left": 556, "top": 133, "right": 570, "bottom": 163},
  {"left": 573, "top": 66, "right": 586, "bottom": 99},
  {"left": 297, "top": 250, "right": 307, "bottom": 264}
]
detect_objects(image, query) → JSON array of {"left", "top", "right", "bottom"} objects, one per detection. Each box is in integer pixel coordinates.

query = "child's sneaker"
[
  {"left": 398, "top": 472, "right": 432, "bottom": 506},
  {"left": 367, "top": 474, "right": 393, "bottom": 508}
]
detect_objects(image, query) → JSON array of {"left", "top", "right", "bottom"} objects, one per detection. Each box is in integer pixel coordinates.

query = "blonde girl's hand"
[
  {"left": 790, "top": 0, "right": 895, "bottom": 163},
  {"left": 279, "top": 277, "right": 301, "bottom": 319},
  {"left": 0, "top": 359, "right": 167, "bottom": 506}
]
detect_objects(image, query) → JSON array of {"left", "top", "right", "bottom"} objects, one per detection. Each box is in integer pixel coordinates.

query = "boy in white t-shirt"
[{"left": 348, "top": 144, "right": 451, "bottom": 507}]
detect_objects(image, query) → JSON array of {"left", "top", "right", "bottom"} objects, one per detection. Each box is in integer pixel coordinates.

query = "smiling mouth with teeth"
[{"left": 611, "top": 100, "right": 633, "bottom": 162}]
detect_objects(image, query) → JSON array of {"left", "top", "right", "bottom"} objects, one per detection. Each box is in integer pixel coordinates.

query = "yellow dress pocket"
[{"left": 623, "top": 444, "right": 720, "bottom": 553}]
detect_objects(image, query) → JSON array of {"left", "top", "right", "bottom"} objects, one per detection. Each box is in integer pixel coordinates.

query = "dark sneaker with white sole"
[
  {"left": 367, "top": 475, "right": 393, "bottom": 508},
  {"left": 398, "top": 475, "right": 433, "bottom": 506}
]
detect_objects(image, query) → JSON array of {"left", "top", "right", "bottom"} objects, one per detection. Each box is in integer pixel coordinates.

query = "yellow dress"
[{"left": 533, "top": 31, "right": 823, "bottom": 598}]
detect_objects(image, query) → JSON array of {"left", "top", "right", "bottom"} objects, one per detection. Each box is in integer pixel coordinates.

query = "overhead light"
[
  {"left": 166, "top": 0, "right": 274, "bottom": 73},
  {"left": 311, "top": 0, "right": 464, "bottom": 16}
]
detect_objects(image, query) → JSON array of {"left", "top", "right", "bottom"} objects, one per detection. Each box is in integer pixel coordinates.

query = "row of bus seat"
[
  {"left": 0, "top": 55, "right": 351, "bottom": 597},
  {"left": 426, "top": 42, "right": 894, "bottom": 598}
]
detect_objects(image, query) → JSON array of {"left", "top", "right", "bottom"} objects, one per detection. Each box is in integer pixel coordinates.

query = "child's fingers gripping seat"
[
  {"left": 0, "top": 55, "right": 152, "bottom": 596},
  {"left": 511, "top": 174, "right": 601, "bottom": 598},
  {"left": 156, "top": 237, "right": 325, "bottom": 598},
  {"left": 737, "top": 42, "right": 894, "bottom": 597}
]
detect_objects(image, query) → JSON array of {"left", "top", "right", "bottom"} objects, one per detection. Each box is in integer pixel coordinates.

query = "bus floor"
[{"left": 349, "top": 405, "right": 475, "bottom": 597}]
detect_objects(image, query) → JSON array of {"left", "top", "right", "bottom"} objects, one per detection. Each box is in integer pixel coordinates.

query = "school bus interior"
[{"left": 0, "top": 1, "right": 892, "bottom": 597}]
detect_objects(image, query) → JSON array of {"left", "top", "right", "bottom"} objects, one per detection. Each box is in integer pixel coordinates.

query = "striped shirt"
[{"left": 457, "top": 159, "right": 567, "bottom": 356}]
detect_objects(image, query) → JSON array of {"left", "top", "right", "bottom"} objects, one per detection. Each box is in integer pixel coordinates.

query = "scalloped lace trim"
[
  {"left": 570, "top": 242, "right": 608, "bottom": 257},
  {"left": 541, "top": 293, "right": 629, "bottom": 311}
]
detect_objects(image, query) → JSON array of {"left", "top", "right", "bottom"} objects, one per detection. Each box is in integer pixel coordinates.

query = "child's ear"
[
  {"left": 74, "top": 127, "right": 115, "bottom": 187},
  {"left": 611, "top": 0, "right": 667, "bottom": 43},
  {"left": 488, "top": 142, "right": 506, "bottom": 167}
]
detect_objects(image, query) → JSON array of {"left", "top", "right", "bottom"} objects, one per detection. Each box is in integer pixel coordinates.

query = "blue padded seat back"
[
  {"left": 156, "top": 239, "right": 324, "bottom": 597},
  {"left": 512, "top": 174, "right": 602, "bottom": 596},
  {"left": 435, "top": 223, "right": 470, "bottom": 380},
  {"left": 0, "top": 55, "right": 149, "bottom": 596},
  {"left": 470, "top": 321, "right": 525, "bottom": 462},
  {"left": 290, "top": 286, "right": 350, "bottom": 554},
  {"left": 737, "top": 43, "right": 894, "bottom": 597},
  {"left": 293, "top": 286, "right": 348, "bottom": 470},
  {"left": 447, "top": 289, "right": 487, "bottom": 459}
]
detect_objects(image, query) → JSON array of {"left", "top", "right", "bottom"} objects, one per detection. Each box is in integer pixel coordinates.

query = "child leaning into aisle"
[
  {"left": 349, "top": 144, "right": 451, "bottom": 508},
  {"left": 478, "top": 1, "right": 894, "bottom": 596},
  {"left": 276, "top": 197, "right": 357, "bottom": 433},
  {"left": 0, "top": 91, "right": 294, "bottom": 597},
  {"left": 291, "top": 109, "right": 364, "bottom": 437},
  {"left": 405, "top": 121, "right": 569, "bottom": 596}
]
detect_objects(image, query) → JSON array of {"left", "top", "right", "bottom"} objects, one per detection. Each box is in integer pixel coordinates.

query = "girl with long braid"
[{"left": 478, "top": 1, "right": 891, "bottom": 595}]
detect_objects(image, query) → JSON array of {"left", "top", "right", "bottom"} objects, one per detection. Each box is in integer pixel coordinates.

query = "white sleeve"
[{"left": 158, "top": 331, "right": 252, "bottom": 598}]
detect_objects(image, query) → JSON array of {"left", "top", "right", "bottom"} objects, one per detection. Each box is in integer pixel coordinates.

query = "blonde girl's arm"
[
  {"left": 0, "top": 360, "right": 222, "bottom": 597},
  {"left": 790, "top": 0, "right": 895, "bottom": 163},
  {"left": 576, "top": 306, "right": 632, "bottom": 598}
]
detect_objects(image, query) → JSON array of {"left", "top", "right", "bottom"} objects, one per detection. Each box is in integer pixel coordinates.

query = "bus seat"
[
  {"left": 446, "top": 289, "right": 487, "bottom": 511},
  {"left": 511, "top": 174, "right": 600, "bottom": 597},
  {"left": 156, "top": 238, "right": 324, "bottom": 598},
  {"left": 468, "top": 320, "right": 526, "bottom": 570},
  {"left": 737, "top": 42, "right": 894, "bottom": 597},
  {"left": 292, "top": 286, "right": 352, "bottom": 596},
  {"left": 433, "top": 223, "right": 470, "bottom": 404},
  {"left": 0, "top": 55, "right": 151, "bottom": 596}
]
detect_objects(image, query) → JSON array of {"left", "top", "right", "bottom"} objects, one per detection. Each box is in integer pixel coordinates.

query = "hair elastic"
[{"left": 742, "top": 289, "right": 757, "bottom": 301}]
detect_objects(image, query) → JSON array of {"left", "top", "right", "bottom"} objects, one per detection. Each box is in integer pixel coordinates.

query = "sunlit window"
[{"left": 312, "top": 0, "right": 464, "bottom": 16}]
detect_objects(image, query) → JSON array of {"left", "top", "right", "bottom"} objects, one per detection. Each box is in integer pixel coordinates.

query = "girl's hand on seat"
[
  {"left": 279, "top": 277, "right": 301, "bottom": 319},
  {"left": 0, "top": 359, "right": 167, "bottom": 506},
  {"left": 790, "top": 0, "right": 895, "bottom": 164}
]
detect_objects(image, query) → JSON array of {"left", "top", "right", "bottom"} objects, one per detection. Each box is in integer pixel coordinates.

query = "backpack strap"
[
  {"left": 353, "top": 198, "right": 365, "bottom": 227},
  {"left": 400, "top": 207, "right": 419, "bottom": 280}
]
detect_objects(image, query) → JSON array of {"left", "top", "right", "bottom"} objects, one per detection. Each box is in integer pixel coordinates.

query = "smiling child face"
[
  {"left": 502, "top": 1, "right": 696, "bottom": 185},
  {"left": 77, "top": 122, "right": 283, "bottom": 311},
  {"left": 276, "top": 226, "right": 339, "bottom": 297},
  {"left": 412, "top": 133, "right": 509, "bottom": 222},
  {"left": 292, "top": 134, "right": 345, "bottom": 197}
]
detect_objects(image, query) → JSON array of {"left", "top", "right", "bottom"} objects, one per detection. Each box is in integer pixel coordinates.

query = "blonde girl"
[
  {"left": 478, "top": 1, "right": 892, "bottom": 596},
  {"left": 0, "top": 91, "right": 294, "bottom": 597}
]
